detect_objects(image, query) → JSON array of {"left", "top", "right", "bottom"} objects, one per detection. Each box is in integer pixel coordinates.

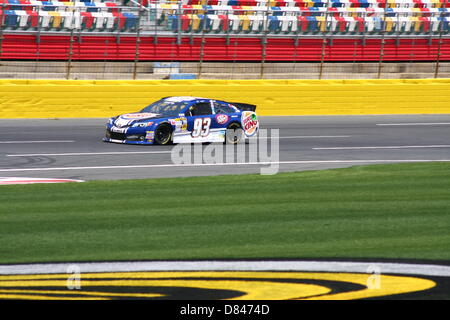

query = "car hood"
[{"left": 113, "top": 112, "right": 167, "bottom": 128}]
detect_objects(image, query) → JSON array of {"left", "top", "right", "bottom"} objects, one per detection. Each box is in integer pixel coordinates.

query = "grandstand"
[{"left": 0, "top": 0, "right": 448, "bottom": 78}]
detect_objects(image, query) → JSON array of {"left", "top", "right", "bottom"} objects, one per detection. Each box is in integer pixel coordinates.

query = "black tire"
[
  {"left": 154, "top": 123, "right": 173, "bottom": 145},
  {"left": 225, "top": 122, "right": 244, "bottom": 144}
]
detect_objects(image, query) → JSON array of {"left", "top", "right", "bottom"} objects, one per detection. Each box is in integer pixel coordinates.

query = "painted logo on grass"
[{"left": 0, "top": 260, "right": 445, "bottom": 300}]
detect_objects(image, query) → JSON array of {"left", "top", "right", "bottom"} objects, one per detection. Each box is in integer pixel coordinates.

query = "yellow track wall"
[{"left": 1, "top": 79, "right": 450, "bottom": 118}]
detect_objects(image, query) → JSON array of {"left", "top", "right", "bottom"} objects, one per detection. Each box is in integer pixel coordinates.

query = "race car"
[{"left": 103, "top": 96, "right": 259, "bottom": 145}]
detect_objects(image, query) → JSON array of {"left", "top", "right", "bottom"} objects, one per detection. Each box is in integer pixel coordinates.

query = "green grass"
[{"left": 1, "top": 162, "right": 450, "bottom": 264}]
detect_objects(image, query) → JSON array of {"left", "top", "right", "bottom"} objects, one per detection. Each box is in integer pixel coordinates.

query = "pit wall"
[{"left": 1, "top": 79, "right": 450, "bottom": 118}]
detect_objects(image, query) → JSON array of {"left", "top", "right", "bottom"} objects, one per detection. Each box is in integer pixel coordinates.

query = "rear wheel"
[
  {"left": 154, "top": 124, "right": 173, "bottom": 145},
  {"left": 225, "top": 122, "right": 244, "bottom": 144}
]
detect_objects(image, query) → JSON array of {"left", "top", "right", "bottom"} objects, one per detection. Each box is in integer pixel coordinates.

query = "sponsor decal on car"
[
  {"left": 169, "top": 117, "right": 188, "bottom": 132},
  {"left": 215, "top": 114, "right": 229, "bottom": 125},
  {"left": 121, "top": 113, "right": 160, "bottom": 120},
  {"left": 241, "top": 111, "right": 258, "bottom": 137}
]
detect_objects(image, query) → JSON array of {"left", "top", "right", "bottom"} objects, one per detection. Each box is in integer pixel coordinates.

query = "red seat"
[
  {"left": 181, "top": 14, "right": 190, "bottom": 31},
  {"left": 81, "top": 12, "right": 94, "bottom": 29},
  {"left": 297, "top": 16, "right": 308, "bottom": 31},
  {"left": 336, "top": 16, "right": 346, "bottom": 32},
  {"left": 218, "top": 14, "right": 228, "bottom": 32},
  {"left": 354, "top": 17, "right": 364, "bottom": 32},
  {"left": 29, "top": 10, "right": 38, "bottom": 27},
  {"left": 105, "top": 2, "right": 118, "bottom": 14},
  {"left": 113, "top": 12, "right": 125, "bottom": 29},
  {"left": 20, "top": 0, "right": 32, "bottom": 12}
]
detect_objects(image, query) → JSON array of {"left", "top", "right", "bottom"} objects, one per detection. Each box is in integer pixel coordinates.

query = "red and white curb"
[{"left": 0, "top": 177, "right": 84, "bottom": 185}]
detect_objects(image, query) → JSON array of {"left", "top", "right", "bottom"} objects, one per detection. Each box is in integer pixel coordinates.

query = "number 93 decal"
[{"left": 191, "top": 118, "right": 211, "bottom": 138}]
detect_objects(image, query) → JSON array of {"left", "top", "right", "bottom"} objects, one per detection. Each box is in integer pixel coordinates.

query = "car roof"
[{"left": 163, "top": 96, "right": 210, "bottom": 102}]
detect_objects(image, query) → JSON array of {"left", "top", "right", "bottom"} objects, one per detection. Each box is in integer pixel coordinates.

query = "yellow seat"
[
  {"left": 410, "top": 17, "right": 420, "bottom": 32},
  {"left": 385, "top": 17, "right": 393, "bottom": 32},
  {"left": 191, "top": 14, "right": 201, "bottom": 31},
  {"left": 49, "top": 11, "right": 62, "bottom": 28},
  {"left": 316, "top": 16, "right": 326, "bottom": 32},
  {"left": 240, "top": 15, "right": 250, "bottom": 31}
]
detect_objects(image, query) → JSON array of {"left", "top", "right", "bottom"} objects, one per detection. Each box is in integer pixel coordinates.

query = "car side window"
[
  {"left": 214, "top": 102, "right": 236, "bottom": 114},
  {"left": 188, "top": 102, "right": 213, "bottom": 116}
]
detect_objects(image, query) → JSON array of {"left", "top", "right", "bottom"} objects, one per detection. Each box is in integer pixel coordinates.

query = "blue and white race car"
[{"left": 103, "top": 96, "right": 259, "bottom": 145}]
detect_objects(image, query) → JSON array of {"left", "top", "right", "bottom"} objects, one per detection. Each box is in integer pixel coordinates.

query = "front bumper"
[
  {"left": 102, "top": 137, "right": 155, "bottom": 145},
  {"left": 104, "top": 129, "right": 155, "bottom": 145}
]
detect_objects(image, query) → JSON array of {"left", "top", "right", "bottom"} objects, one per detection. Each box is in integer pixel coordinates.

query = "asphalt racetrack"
[{"left": 1, "top": 114, "right": 450, "bottom": 181}]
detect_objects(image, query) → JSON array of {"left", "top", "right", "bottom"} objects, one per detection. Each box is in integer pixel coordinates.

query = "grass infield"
[{"left": 0, "top": 162, "right": 449, "bottom": 264}]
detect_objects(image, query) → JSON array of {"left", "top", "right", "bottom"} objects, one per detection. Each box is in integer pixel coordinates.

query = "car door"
[
  {"left": 212, "top": 101, "right": 240, "bottom": 128},
  {"left": 186, "top": 101, "right": 215, "bottom": 140}
]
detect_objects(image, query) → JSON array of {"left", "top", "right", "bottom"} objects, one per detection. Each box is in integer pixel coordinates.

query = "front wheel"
[
  {"left": 225, "top": 122, "right": 244, "bottom": 144},
  {"left": 154, "top": 124, "right": 173, "bottom": 145}
]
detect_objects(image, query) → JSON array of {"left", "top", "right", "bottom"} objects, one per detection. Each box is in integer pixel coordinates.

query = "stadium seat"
[
  {"left": 253, "top": 14, "right": 264, "bottom": 32},
  {"left": 218, "top": 14, "right": 229, "bottom": 31},
  {"left": 306, "top": 15, "right": 318, "bottom": 30},
  {"left": 80, "top": 11, "right": 94, "bottom": 29},
  {"left": 15, "top": 10, "right": 28, "bottom": 28},
  {"left": 40, "top": 11, "right": 51, "bottom": 28},
  {"left": 240, "top": 14, "right": 250, "bottom": 31},
  {"left": 180, "top": 14, "right": 190, "bottom": 30},
  {"left": 105, "top": 2, "right": 118, "bottom": 13},
  {"left": 4, "top": 10, "right": 18, "bottom": 28},
  {"left": 207, "top": 14, "right": 219, "bottom": 31},
  {"left": 28, "top": 10, "right": 39, "bottom": 27},
  {"left": 168, "top": 14, "right": 178, "bottom": 31},
  {"left": 229, "top": 14, "right": 240, "bottom": 31},
  {"left": 190, "top": 14, "right": 201, "bottom": 31},
  {"left": 41, "top": 1, "right": 56, "bottom": 11},
  {"left": 123, "top": 12, "right": 137, "bottom": 30},
  {"left": 8, "top": 0, "right": 22, "bottom": 10},
  {"left": 84, "top": 2, "right": 97, "bottom": 12},
  {"left": 49, "top": 11, "right": 62, "bottom": 28}
]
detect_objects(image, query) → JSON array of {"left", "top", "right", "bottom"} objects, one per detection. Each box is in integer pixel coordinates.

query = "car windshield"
[{"left": 140, "top": 99, "right": 190, "bottom": 116}]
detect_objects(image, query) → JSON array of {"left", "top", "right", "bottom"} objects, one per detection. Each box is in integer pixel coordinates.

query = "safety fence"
[{"left": 0, "top": 0, "right": 449, "bottom": 79}]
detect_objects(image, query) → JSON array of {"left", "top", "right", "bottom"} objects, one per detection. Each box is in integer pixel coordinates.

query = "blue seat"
[
  {"left": 203, "top": 15, "right": 213, "bottom": 31},
  {"left": 4, "top": 10, "right": 18, "bottom": 28},
  {"left": 438, "top": 8, "right": 449, "bottom": 18},
  {"left": 331, "top": 0, "right": 344, "bottom": 7},
  {"left": 313, "top": 0, "right": 326, "bottom": 7},
  {"left": 205, "top": 5, "right": 214, "bottom": 14},
  {"left": 359, "top": 0, "right": 370, "bottom": 8},
  {"left": 41, "top": 1, "right": 56, "bottom": 11},
  {"left": 123, "top": 12, "right": 137, "bottom": 30},
  {"left": 438, "top": 17, "right": 450, "bottom": 31},
  {"left": 84, "top": 2, "right": 98, "bottom": 12},
  {"left": 385, "top": 8, "right": 395, "bottom": 17},
  {"left": 8, "top": 0, "right": 22, "bottom": 10},
  {"left": 272, "top": 7, "right": 283, "bottom": 16},
  {"left": 268, "top": 16, "right": 279, "bottom": 32},
  {"left": 309, "top": 7, "right": 320, "bottom": 16},
  {"left": 307, "top": 16, "right": 318, "bottom": 31},
  {"left": 168, "top": 15, "right": 178, "bottom": 32},
  {"left": 228, "top": 0, "right": 238, "bottom": 5}
]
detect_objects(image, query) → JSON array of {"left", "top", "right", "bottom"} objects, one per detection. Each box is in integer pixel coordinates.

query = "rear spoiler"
[{"left": 231, "top": 102, "right": 257, "bottom": 112}]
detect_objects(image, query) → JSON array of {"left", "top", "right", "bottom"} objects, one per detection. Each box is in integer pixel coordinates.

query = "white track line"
[
  {"left": 1, "top": 260, "right": 450, "bottom": 277},
  {"left": 0, "top": 159, "right": 449, "bottom": 173},
  {"left": 262, "top": 135, "right": 351, "bottom": 139},
  {"left": 7, "top": 151, "right": 172, "bottom": 157},
  {"left": 377, "top": 123, "right": 450, "bottom": 126},
  {"left": 0, "top": 140, "right": 75, "bottom": 144},
  {"left": 313, "top": 145, "right": 450, "bottom": 150}
]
